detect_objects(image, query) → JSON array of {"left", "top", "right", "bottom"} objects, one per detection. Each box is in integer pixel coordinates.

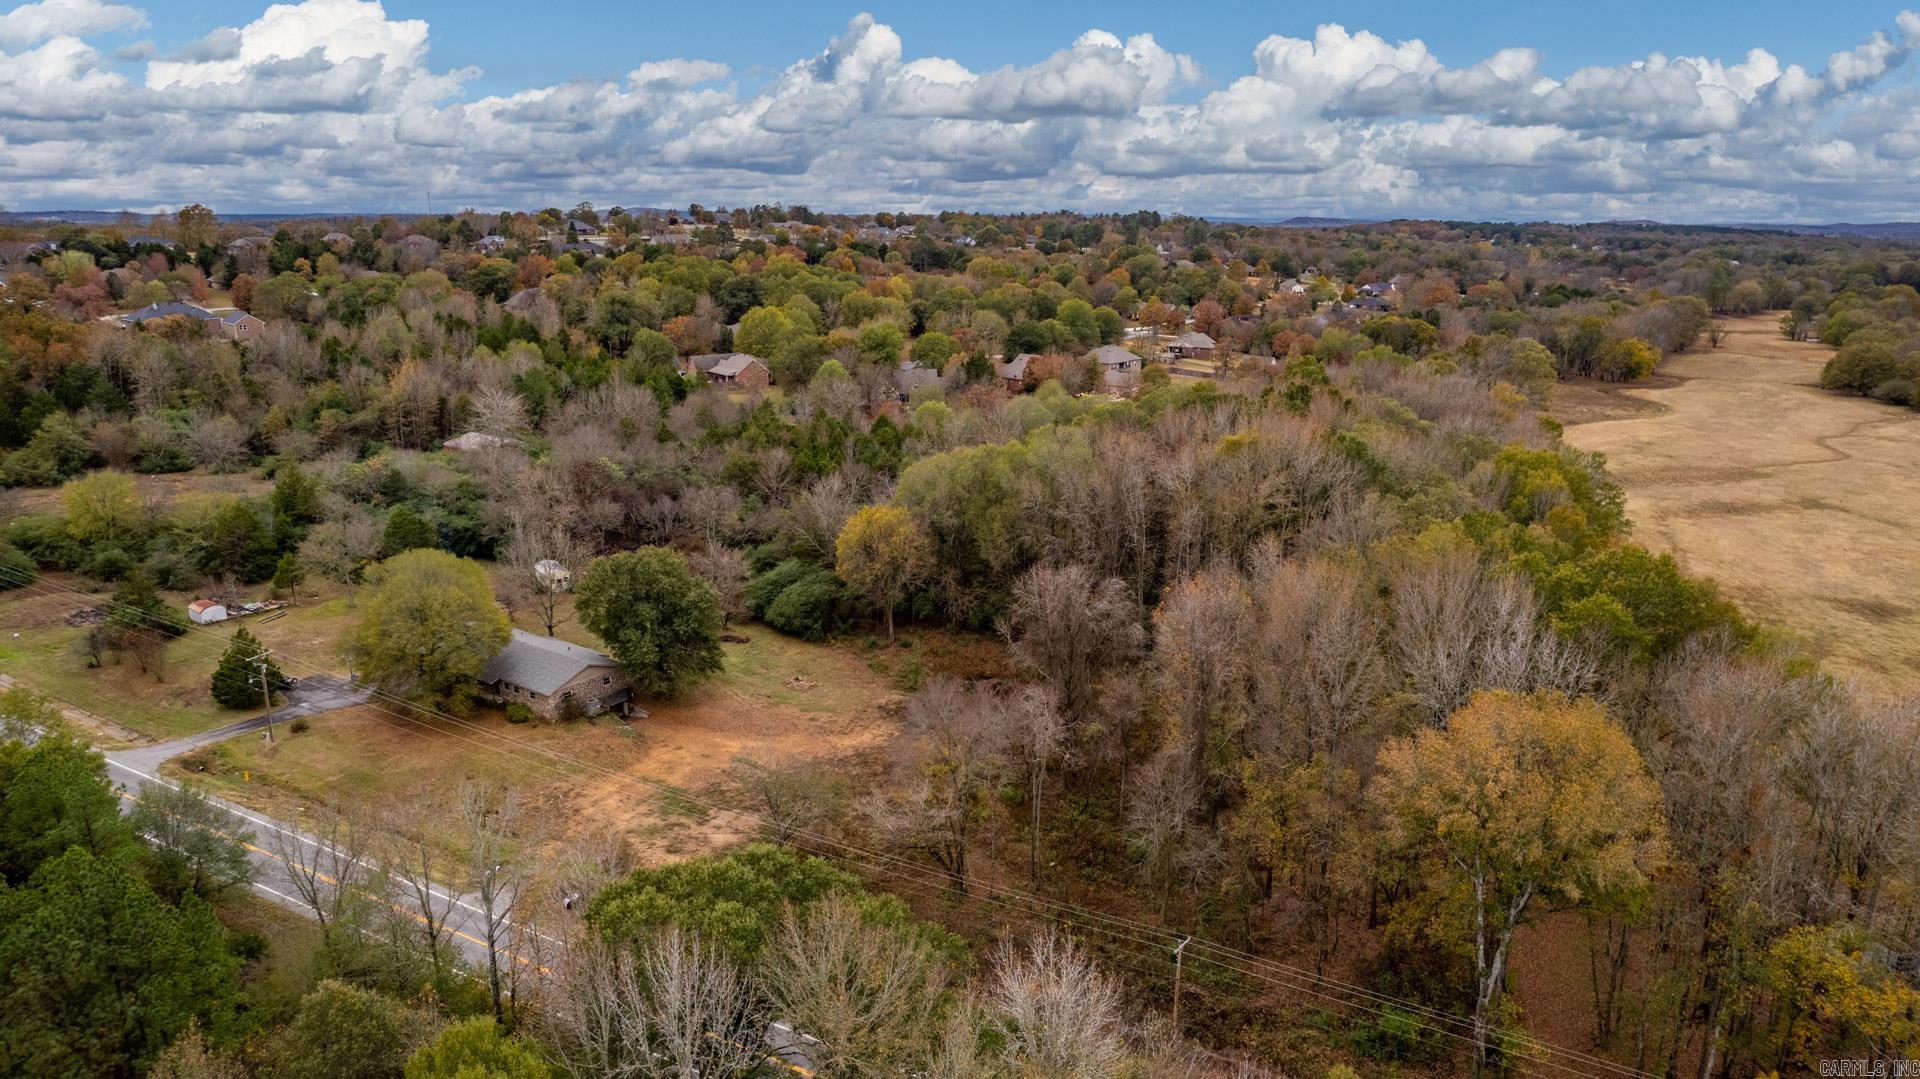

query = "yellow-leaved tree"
[
  {"left": 834, "top": 505, "right": 934, "bottom": 640},
  {"left": 343, "top": 549, "right": 509, "bottom": 712},
  {"left": 1372, "top": 691, "right": 1667, "bottom": 1073}
]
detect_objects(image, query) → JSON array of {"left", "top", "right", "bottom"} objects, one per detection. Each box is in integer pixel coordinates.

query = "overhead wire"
[{"left": 0, "top": 565, "right": 1653, "bottom": 1077}]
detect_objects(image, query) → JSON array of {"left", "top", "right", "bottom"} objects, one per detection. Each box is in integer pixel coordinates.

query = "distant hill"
[{"left": 1727, "top": 221, "right": 1920, "bottom": 240}]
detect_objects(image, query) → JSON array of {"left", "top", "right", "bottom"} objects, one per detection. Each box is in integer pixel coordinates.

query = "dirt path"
[{"left": 1557, "top": 315, "right": 1920, "bottom": 693}]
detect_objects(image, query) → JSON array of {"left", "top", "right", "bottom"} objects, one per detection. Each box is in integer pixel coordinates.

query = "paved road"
[{"left": 101, "top": 676, "right": 518, "bottom": 971}]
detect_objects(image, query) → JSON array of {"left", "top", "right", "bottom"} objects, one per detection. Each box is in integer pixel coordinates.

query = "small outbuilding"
[
  {"left": 187, "top": 600, "right": 229, "bottom": 625},
  {"left": 533, "top": 559, "right": 572, "bottom": 592}
]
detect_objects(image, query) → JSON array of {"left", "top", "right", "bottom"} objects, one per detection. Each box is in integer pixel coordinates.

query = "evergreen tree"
[
  {"left": 210, "top": 627, "right": 280, "bottom": 710},
  {"left": 271, "top": 552, "right": 305, "bottom": 597},
  {"left": 201, "top": 500, "right": 277, "bottom": 583},
  {"left": 109, "top": 570, "right": 186, "bottom": 638},
  {"left": 381, "top": 506, "right": 437, "bottom": 557}
]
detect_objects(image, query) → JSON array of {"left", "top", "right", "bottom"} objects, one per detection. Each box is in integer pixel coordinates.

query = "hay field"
[{"left": 1558, "top": 315, "right": 1920, "bottom": 692}]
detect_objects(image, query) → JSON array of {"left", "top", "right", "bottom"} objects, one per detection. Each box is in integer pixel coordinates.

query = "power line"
[{"left": 0, "top": 567, "right": 1654, "bottom": 1078}]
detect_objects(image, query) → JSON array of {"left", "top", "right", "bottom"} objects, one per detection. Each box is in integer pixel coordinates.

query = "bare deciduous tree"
[
  {"left": 730, "top": 742, "right": 841, "bottom": 844},
  {"left": 1002, "top": 563, "right": 1144, "bottom": 730},
  {"left": 274, "top": 804, "right": 374, "bottom": 950},
  {"left": 764, "top": 894, "right": 951, "bottom": 1076},
  {"left": 863, "top": 677, "right": 1010, "bottom": 893},
  {"left": 988, "top": 930, "right": 1130, "bottom": 1078},
  {"left": 458, "top": 781, "right": 533, "bottom": 1022}
]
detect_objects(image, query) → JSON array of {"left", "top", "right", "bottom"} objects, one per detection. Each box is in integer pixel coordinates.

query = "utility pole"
[
  {"left": 1171, "top": 936, "right": 1190, "bottom": 1032},
  {"left": 256, "top": 649, "right": 276, "bottom": 743}
]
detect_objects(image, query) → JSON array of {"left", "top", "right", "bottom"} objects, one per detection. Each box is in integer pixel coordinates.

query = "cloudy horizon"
[{"left": 3, "top": 0, "right": 1920, "bottom": 222}]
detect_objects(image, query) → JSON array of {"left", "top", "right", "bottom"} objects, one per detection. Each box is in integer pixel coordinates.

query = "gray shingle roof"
[
  {"left": 1170, "top": 331, "right": 1215, "bottom": 348},
  {"left": 1087, "top": 344, "right": 1137, "bottom": 367},
  {"left": 709, "top": 354, "right": 766, "bottom": 377},
  {"left": 481, "top": 629, "right": 617, "bottom": 695}
]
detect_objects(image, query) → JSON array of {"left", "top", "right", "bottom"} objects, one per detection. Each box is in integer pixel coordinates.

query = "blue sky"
[{"left": 3, "top": 0, "right": 1919, "bottom": 220}]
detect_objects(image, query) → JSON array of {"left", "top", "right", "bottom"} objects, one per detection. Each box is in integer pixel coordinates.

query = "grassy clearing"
[
  {"left": 1558, "top": 315, "right": 1920, "bottom": 692},
  {"left": 0, "top": 573, "right": 358, "bottom": 741},
  {"left": 168, "top": 618, "right": 902, "bottom": 867}
]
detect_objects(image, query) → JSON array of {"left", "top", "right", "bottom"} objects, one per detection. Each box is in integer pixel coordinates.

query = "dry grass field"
[
  {"left": 169, "top": 628, "right": 902, "bottom": 865},
  {"left": 1557, "top": 315, "right": 1920, "bottom": 692}
]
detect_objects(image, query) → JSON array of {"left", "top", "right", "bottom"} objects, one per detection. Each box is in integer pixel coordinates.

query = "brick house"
[
  {"left": 478, "top": 629, "right": 637, "bottom": 720},
  {"left": 1167, "top": 331, "right": 1217, "bottom": 359},
  {"left": 690, "top": 353, "right": 771, "bottom": 388}
]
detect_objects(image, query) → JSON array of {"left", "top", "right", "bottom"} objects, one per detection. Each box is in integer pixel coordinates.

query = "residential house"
[
  {"left": 1352, "top": 296, "right": 1393, "bottom": 313},
  {"left": 690, "top": 353, "right": 770, "bottom": 388},
  {"left": 1167, "top": 331, "right": 1217, "bottom": 360},
  {"left": 226, "top": 236, "right": 270, "bottom": 254},
  {"left": 472, "top": 234, "right": 510, "bottom": 253},
  {"left": 895, "top": 360, "right": 942, "bottom": 398},
  {"left": 322, "top": 231, "right": 354, "bottom": 246},
  {"left": 1086, "top": 344, "right": 1142, "bottom": 391},
  {"left": 1357, "top": 282, "right": 1389, "bottom": 298},
  {"left": 479, "top": 629, "right": 636, "bottom": 720},
  {"left": 997, "top": 353, "right": 1036, "bottom": 393},
  {"left": 114, "top": 301, "right": 265, "bottom": 342}
]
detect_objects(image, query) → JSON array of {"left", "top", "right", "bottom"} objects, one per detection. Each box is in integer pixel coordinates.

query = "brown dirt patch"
[{"left": 1561, "top": 314, "right": 1920, "bottom": 692}]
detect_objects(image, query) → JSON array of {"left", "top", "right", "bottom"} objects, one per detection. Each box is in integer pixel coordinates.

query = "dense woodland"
[{"left": 3, "top": 206, "right": 1920, "bottom": 1077}]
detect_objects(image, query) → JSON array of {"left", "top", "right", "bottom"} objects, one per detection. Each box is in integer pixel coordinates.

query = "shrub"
[
  {"left": 1870, "top": 378, "right": 1919, "bottom": 408},
  {"left": 504, "top": 703, "right": 535, "bottom": 725},
  {"left": 0, "top": 541, "right": 36, "bottom": 590},
  {"left": 745, "top": 558, "right": 819, "bottom": 618},
  {"left": 763, "top": 568, "right": 848, "bottom": 641},
  {"left": 83, "top": 546, "right": 135, "bottom": 582},
  {"left": 289, "top": 717, "right": 311, "bottom": 734},
  {"left": 5, "top": 514, "right": 81, "bottom": 570}
]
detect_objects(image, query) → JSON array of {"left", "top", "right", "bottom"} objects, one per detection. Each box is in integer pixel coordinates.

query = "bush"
[
  {"left": 289, "top": 716, "right": 310, "bottom": 734},
  {"left": 745, "top": 558, "right": 819, "bottom": 618},
  {"left": 762, "top": 568, "right": 848, "bottom": 641},
  {"left": 504, "top": 703, "right": 534, "bottom": 725},
  {"left": 0, "top": 541, "right": 36, "bottom": 590},
  {"left": 83, "top": 546, "right": 135, "bottom": 582},
  {"left": 5, "top": 514, "right": 81, "bottom": 570},
  {"left": 1871, "top": 378, "right": 1919, "bottom": 408}
]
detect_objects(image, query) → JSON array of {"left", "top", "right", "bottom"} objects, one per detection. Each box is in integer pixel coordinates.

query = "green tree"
[
  {"left": 381, "top": 505, "right": 438, "bottom": 557},
  {"left": 0, "top": 541, "right": 36, "bottom": 591},
  {"left": 271, "top": 980, "right": 439, "bottom": 1079},
  {"left": 1372, "top": 691, "right": 1666, "bottom": 1072},
  {"left": 61, "top": 471, "right": 143, "bottom": 546},
  {"left": 590, "top": 843, "right": 872, "bottom": 963},
  {"left": 210, "top": 626, "right": 281, "bottom": 710},
  {"left": 109, "top": 568, "right": 187, "bottom": 637},
  {"left": 908, "top": 331, "right": 960, "bottom": 368},
  {"left": 734, "top": 305, "right": 804, "bottom": 360},
  {"left": 835, "top": 504, "right": 934, "bottom": 639},
  {"left": 855, "top": 321, "right": 907, "bottom": 366},
  {"left": 271, "top": 551, "right": 306, "bottom": 597},
  {"left": 0, "top": 729, "right": 135, "bottom": 883},
  {"left": 575, "top": 548, "right": 724, "bottom": 698},
  {"left": 3, "top": 412, "right": 93, "bottom": 486},
  {"left": 202, "top": 499, "right": 277, "bottom": 582},
  {"left": 130, "top": 781, "right": 254, "bottom": 903},
  {"left": 404, "top": 1017, "right": 553, "bottom": 1079},
  {"left": 343, "top": 550, "right": 510, "bottom": 710},
  {"left": 0, "top": 848, "right": 239, "bottom": 1077}
]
